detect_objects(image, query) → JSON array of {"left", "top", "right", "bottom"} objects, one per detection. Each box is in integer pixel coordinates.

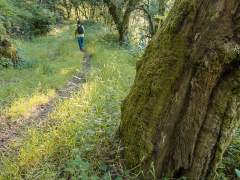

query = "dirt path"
[{"left": 0, "top": 33, "right": 91, "bottom": 158}]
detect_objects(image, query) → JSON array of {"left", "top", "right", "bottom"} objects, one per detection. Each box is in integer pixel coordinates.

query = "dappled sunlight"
[
  {"left": 48, "top": 27, "right": 64, "bottom": 36},
  {"left": 59, "top": 69, "right": 69, "bottom": 76},
  {"left": 0, "top": 22, "right": 136, "bottom": 179},
  {"left": 7, "top": 89, "right": 56, "bottom": 118},
  {"left": 0, "top": 24, "right": 83, "bottom": 108}
]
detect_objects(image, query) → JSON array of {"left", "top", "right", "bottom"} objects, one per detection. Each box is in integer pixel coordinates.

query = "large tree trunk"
[{"left": 118, "top": 0, "right": 240, "bottom": 179}]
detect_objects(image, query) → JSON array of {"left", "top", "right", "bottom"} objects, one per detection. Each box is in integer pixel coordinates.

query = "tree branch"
[
  {"left": 119, "top": 0, "right": 128, "bottom": 7},
  {"left": 102, "top": 0, "right": 121, "bottom": 28},
  {"left": 134, "top": 6, "right": 155, "bottom": 37}
]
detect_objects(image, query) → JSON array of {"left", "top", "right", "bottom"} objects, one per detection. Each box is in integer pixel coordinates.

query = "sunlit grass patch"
[
  {"left": 7, "top": 89, "right": 56, "bottom": 118},
  {"left": 48, "top": 23, "right": 70, "bottom": 36},
  {"left": 0, "top": 24, "right": 83, "bottom": 113}
]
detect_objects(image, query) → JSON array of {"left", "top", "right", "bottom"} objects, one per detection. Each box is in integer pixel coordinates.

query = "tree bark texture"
[{"left": 119, "top": 0, "right": 240, "bottom": 179}]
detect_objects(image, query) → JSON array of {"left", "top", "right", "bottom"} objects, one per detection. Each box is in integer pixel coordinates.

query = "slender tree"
[
  {"left": 102, "top": 0, "right": 140, "bottom": 43},
  {"left": 138, "top": 0, "right": 166, "bottom": 37},
  {"left": 118, "top": 0, "right": 240, "bottom": 179},
  {"left": 70, "top": 0, "right": 80, "bottom": 19},
  {"left": 58, "top": 0, "right": 73, "bottom": 18}
]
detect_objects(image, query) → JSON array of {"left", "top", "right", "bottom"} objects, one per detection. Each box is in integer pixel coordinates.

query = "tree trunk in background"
[
  {"left": 118, "top": 28, "right": 128, "bottom": 44},
  {"left": 119, "top": 0, "right": 240, "bottom": 179},
  {"left": 81, "top": 2, "right": 88, "bottom": 20},
  {"left": 156, "top": 0, "right": 165, "bottom": 30},
  {"left": 67, "top": 8, "right": 71, "bottom": 19},
  {"left": 103, "top": 0, "right": 140, "bottom": 44},
  {"left": 141, "top": 7, "right": 155, "bottom": 37},
  {"left": 119, "top": 13, "right": 131, "bottom": 44},
  {"left": 90, "top": 4, "right": 95, "bottom": 20},
  {"left": 62, "top": 0, "right": 72, "bottom": 19},
  {"left": 53, "top": 0, "right": 56, "bottom": 13},
  {"left": 74, "top": 6, "right": 79, "bottom": 20}
]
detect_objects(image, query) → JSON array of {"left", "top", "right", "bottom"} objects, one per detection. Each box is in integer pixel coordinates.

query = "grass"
[
  {"left": 0, "top": 21, "right": 137, "bottom": 179},
  {"left": 0, "top": 24, "right": 84, "bottom": 118}
]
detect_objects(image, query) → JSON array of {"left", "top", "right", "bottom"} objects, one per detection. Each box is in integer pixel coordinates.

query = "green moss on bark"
[
  {"left": 119, "top": 0, "right": 198, "bottom": 168},
  {"left": 205, "top": 70, "right": 240, "bottom": 179},
  {"left": 0, "top": 39, "right": 17, "bottom": 65},
  {"left": 119, "top": 0, "right": 240, "bottom": 178}
]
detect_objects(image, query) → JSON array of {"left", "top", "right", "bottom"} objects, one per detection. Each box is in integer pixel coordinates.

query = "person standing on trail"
[{"left": 75, "top": 20, "right": 85, "bottom": 51}]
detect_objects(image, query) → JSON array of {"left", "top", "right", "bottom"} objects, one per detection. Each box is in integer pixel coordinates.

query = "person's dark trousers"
[{"left": 77, "top": 37, "right": 84, "bottom": 50}]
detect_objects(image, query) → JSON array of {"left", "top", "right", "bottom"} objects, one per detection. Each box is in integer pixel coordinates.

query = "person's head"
[{"left": 77, "top": 20, "right": 81, "bottom": 25}]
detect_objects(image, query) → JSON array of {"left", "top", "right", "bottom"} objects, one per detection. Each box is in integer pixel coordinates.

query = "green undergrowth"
[
  {"left": 0, "top": 21, "right": 137, "bottom": 179},
  {"left": 0, "top": 24, "right": 83, "bottom": 117},
  {"left": 216, "top": 122, "right": 240, "bottom": 179}
]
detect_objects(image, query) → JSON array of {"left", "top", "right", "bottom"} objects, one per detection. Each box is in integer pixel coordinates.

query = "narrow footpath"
[{"left": 0, "top": 28, "right": 91, "bottom": 157}]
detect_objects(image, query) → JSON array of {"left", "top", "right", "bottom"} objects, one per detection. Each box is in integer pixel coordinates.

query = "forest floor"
[{"left": 0, "top": 21, "right": 136, "bottom": 179}]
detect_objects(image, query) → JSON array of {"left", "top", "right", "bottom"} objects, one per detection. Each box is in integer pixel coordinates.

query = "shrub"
[
  {"left": 29, "top": 6, "right": 56, "bottom": 35},
  {"left": 0, "top": 57, "right": 13, "bottom": 68},
  {"left": 0, "top": 0, "right": 58, "bottom": 37},
  {"left": 16, "top": 58, "right": 40, "bottom": 69}
]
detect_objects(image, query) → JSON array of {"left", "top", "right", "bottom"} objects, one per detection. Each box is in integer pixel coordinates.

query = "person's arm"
[{"left": 84, "top": 30, "right": 85, "bottom": 38}]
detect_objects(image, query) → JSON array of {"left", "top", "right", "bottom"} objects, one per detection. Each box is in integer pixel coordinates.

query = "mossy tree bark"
[
  {"left": 102, "top": 0, "right": 140, "bottom": 44},
  {"left": 119, "top": 0, "right": 240, "bottom": 179},
  {"left": 0, "top": 24, "right": 17, "bottom": 65}
]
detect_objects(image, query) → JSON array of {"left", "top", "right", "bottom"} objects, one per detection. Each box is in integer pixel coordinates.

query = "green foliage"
[
  {"left": 130, "top": 32, "right": 147, "bottom": 58},
  {"left": 29, "top": 5, "right": 56, "bottom": 35},
  {"left": 100, "top": 30, "right": 119, "bottom": 43},
  {"left": 100, "top": 163, "right": 107, "bottom": 171},
  {"left": 216, "top": 172, "right": 228, "bottom": 180},
  {"left": 0, "top": 0, "right": 58, "bottom": 37},
  {"left": 0, "top": 0, "right": 30, "bottom": 20},
  {"left": 14, "top": 45, "right": 40, "bottom": 69},
  {"left": 217, "top": 122, "right": 240, "bottom": 179},
  {"left": 16, "top": 58, "right": 40, "bottom": 69},
  {"left": 155, "top": 13, "right": 168, "bottom": 21},
  {"left": 235, "top": 169, "right": 240, "bottom": 178},
  {"left": 0, "top": 57, "right": 13, "bottom": 68}
]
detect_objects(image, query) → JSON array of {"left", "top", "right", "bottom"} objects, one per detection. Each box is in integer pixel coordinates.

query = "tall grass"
[{"left": 0, "top": 21, "right": 137, "bottom": 179}]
